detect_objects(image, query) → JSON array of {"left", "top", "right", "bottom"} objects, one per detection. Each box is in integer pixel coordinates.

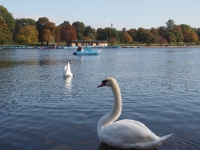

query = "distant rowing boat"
[{"left": 73, "top": 47, "right": 100, "bottom": 55}]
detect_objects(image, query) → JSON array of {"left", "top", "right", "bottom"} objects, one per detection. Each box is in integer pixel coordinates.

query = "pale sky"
[{"left": 1, "top": 0, "right": 200, "bottom": 30}]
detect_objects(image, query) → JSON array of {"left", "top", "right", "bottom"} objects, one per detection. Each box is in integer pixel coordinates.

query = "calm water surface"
[{"left": 0, "top": 48, "right": 200, "bottom": 150}]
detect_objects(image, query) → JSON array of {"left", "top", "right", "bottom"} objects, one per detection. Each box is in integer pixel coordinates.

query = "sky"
[{"left": 1, "top": 0, "right": 200, "bottom": 30}]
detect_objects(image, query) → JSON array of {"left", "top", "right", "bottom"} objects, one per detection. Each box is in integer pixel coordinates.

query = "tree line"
[{"left": 0, "top": 5, "right": 200, "bottom": 46}]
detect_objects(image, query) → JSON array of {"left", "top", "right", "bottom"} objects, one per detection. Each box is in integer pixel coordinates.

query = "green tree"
[
  {"left": 144, "top": 32, "right": 155, "bottom": 45},
  {"left": 165, "top": 32, "right": 176, "bottom": 45},
  {"left": 195, "top": 28, "right": 200, "bottom": 40},
  {"left": 83, "top": 26, "right": 96, "bottom": 39},
  {"left": 77, "top": 32, "right": 83, "bottom": 40},
  {"left": 14, "top": 18, "right": 36, "bottom": 41},
  {"left": 16, "top": 25, "right": 38, "bottom": 46},
  {"left": 150, "top": 28, "right": 159, "bottom": 43},
  {"left": 60, "top": 21, "right": 70, "bottom": 26},
  {"left": 173, "top": 31, "right": 183, "bottom": 45},
  {"left": 0, "top": 18, "right": 12, "bottom": 44},
  {"left": 0, "top": 5, "right": 16, "bottom": 34},
  {"left": 121, "top": 31, "right": 132, "bottom": 45},
  {"left": 87, "top": 32, "right": 95, "bottom": 40},
  {"left": 96, "top": 28, "right": 107, "bottom": 40},
  {"left": 158, "top": 26, "right": 167, "bottom": 37},
  {"left": 180, "top": 24, "right": 193, "bottom": 33},
  {"left": 72, "top": 21, "right": 85, "bottom": 35},
  {"left": 136, "top": 28, "right": 147, "bottom": 43},
  {"left": 166, "top": 19, "right": 175, "bottom": 30}
]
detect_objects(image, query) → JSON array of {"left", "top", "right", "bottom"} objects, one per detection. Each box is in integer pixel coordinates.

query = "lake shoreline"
[{"left": 121, "top": 45, "right": 200, "bottom": 48}]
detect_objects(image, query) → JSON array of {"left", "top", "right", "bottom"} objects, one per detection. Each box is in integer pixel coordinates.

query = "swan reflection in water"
[{"left": 64, "top": 76, "right": 72, "bottom": 89}]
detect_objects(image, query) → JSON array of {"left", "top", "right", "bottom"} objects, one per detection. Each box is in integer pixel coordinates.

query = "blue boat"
[{"left": 73, "top": 47, "right": 100, "bottom": 55}]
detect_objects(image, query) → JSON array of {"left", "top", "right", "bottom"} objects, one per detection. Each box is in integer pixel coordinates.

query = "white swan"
[
  {"left": 97, "top": 77, "right": 172, "bottom": 149},
  {"left": 63, "top": 62, "right": 73, "bottom": 77}
]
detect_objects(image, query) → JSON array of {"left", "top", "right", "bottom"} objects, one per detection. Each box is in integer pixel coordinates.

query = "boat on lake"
[{"left": 73, "top": 46, "right": 100, "bottom": 55}]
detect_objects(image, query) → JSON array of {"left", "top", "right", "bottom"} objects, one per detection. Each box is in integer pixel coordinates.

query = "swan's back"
[{"left": 99, "top": 119, "right": 171, "bottom": 149}]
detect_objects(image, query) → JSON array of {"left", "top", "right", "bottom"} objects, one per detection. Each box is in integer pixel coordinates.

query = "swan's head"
[{"left": 97, "top": 77, "right": 117, "bottom": 88}]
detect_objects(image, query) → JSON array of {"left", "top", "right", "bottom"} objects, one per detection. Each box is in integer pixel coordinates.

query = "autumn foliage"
[
  {"left": 60, "top": 24, "right": 77, "bottom": 46},
  {"left": 121, "top": 32, "right": 133, "bottom": 45},
  {"left": 16, "top": 25, "right": 38, "bottom": 45}
]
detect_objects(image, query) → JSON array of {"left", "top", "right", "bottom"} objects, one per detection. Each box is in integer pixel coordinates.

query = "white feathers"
[
  {"left": 97, "top": 77, "right": 172, "bottom": 149},
  {"left": 64, "top": 62, "right": 73, "bottom": 77}
]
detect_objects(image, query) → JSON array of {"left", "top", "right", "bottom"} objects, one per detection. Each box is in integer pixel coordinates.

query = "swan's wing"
[
  {"left": 64, "top": 65, "right": 67, "bottom": 71},
  {"left": 99, "top": 119, "right": 159, "bottom": 147},
  {"left": 66, "top": 63, "right": 72, "bottom": 75}
]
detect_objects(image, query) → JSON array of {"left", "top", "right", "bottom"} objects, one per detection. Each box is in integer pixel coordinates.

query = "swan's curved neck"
[{"left": 97, "top": 82, "right": 122, "bottom": 132}]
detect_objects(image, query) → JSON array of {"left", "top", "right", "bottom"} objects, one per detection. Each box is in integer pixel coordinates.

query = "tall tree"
[
  {"left": 36, "top": 17, "right": 50, "bottom": 45},
  {"left": 60, "top": 24, "right": 77, "bottom": 46},
  {"left": 166, "top": 19, "right": 175, "bottom": 30},
  {"left": 158, "top": 26, "right": 167, "bottom": 37},
  {"left": 16, "top": 25, "right": 38, "bottom": 46},
  {"left": 0, "top": 5, "right": 15, "bottom": 34}
]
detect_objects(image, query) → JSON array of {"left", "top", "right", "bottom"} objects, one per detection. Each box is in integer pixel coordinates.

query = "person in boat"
[{"left": 77, "top": 46, "right": 83, "bottom": 52}]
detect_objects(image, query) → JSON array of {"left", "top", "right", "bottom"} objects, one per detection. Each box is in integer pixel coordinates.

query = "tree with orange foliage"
[
  {"left": 121, "top": 31, "right": 133, "bottom": 45},
  {"left": 60, "top": 24, "right": 77, "bottom": 46},
  {"left": 183, "top": 31, "right": 199, "bottom": 44},
  {"left": 42, "top": 29, "right": 51, "bottom": 45}
]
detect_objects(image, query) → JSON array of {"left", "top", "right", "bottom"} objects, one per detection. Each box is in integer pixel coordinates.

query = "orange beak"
[{"left": 97, "top": 83, "right": 106, "bottom": 88}]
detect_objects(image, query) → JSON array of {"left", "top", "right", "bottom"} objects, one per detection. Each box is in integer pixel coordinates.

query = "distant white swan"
[
  {"left": 63, "top": 62, "right": 73, "bottom": 77},
  {"left": 97, "top": 77, "right": 172, "bottom": 149}
]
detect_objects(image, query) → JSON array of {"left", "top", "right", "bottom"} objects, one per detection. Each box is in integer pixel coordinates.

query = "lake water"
[{"left": 0, "top": 47, "right": 200, "bottom": 150}]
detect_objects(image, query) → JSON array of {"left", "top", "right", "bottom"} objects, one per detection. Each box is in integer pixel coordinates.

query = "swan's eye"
[{"left": 102, "top": 80, "right": 108, "bottom": 84}]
